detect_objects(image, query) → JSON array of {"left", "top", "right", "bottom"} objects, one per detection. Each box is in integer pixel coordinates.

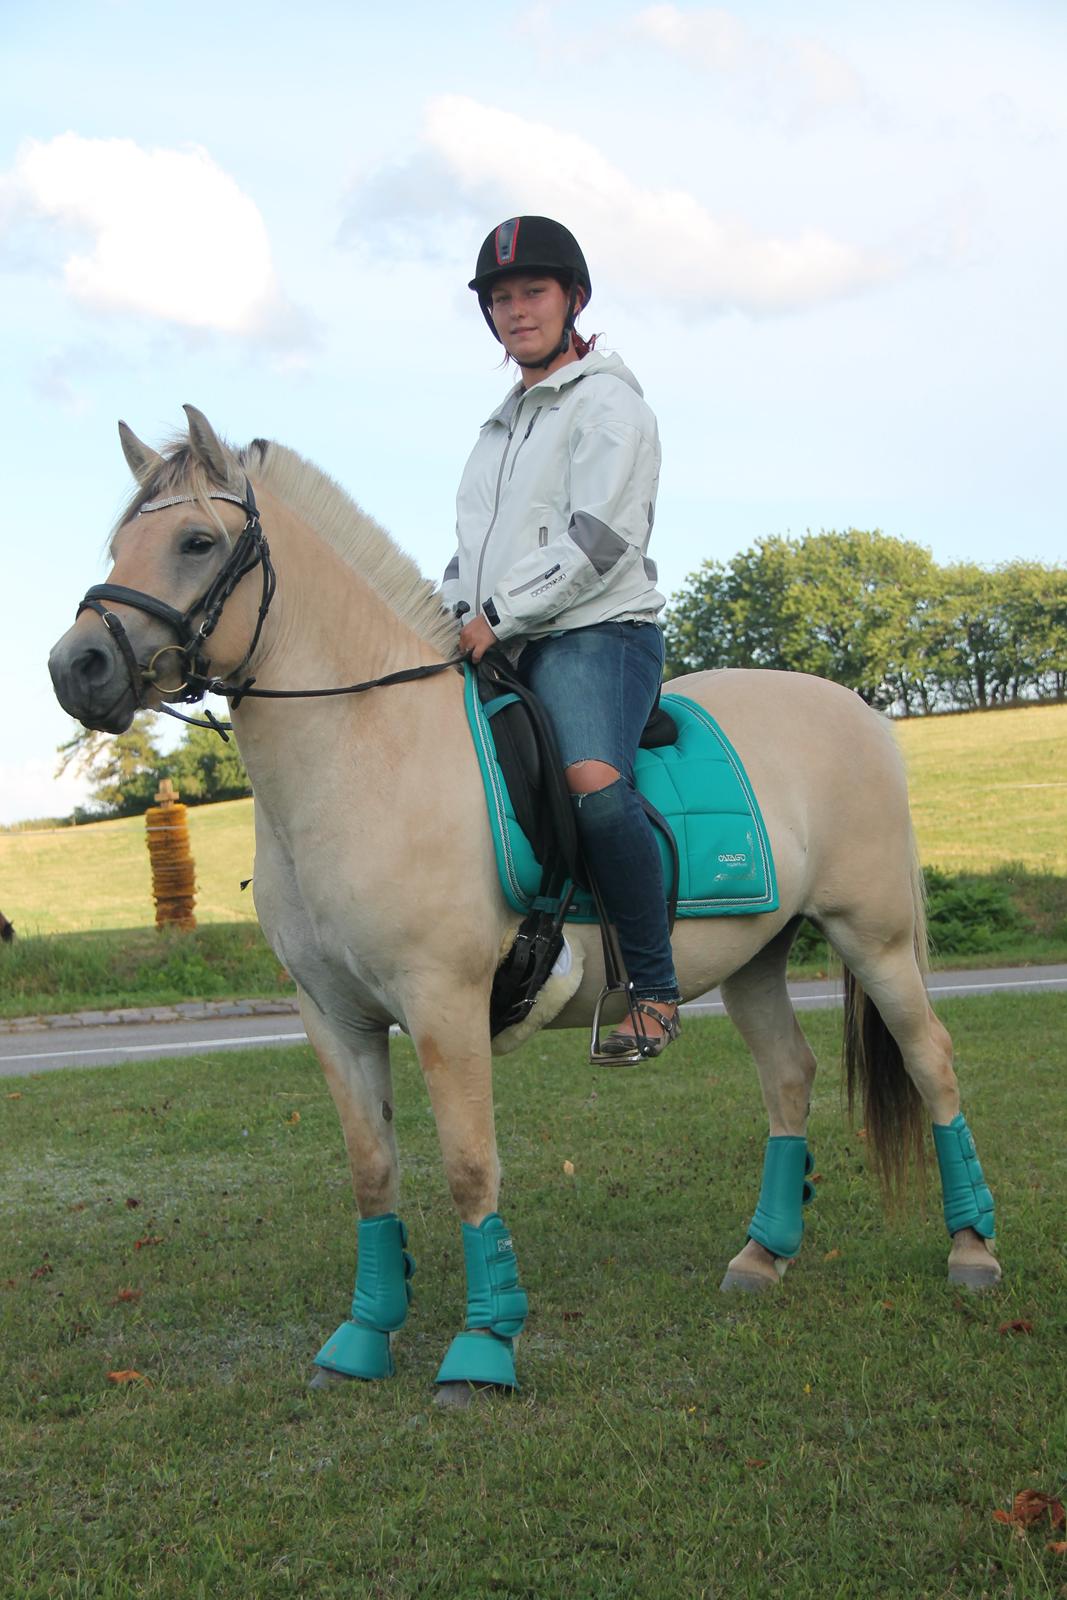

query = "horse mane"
[{"left": 113, "top": 433, "right": 459, "bottom": 657}]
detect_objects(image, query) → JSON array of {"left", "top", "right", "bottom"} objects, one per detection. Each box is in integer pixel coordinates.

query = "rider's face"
[{"left": 489, "top": 274, "right": 571, "bottom": 368}]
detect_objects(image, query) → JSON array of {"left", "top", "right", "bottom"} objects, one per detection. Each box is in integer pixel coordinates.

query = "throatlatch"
[
  {"left": 435, "top": 1213, "right": 529, "bottom": 1389},
  {"left": 933, "top": 1114, "right": 995, "bottom": 1238},
  {"left": 314, "top": 1213, "right": 415, "bottom": 1380},
  {"left": 747, "top": 1136, "right": 816, "bottom": 1260}
]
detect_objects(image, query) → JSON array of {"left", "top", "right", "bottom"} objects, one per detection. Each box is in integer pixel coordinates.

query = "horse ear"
[
  {"left": 183, "top": 404, "right": 236, "bottom": 486},
  {"left": 118, "top": 420, "right": 164, "bottom": 486}
]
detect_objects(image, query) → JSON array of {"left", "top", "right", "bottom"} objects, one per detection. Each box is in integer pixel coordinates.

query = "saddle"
[{"left": 477, "top": 649, "right": 680, "bottom": 1040}]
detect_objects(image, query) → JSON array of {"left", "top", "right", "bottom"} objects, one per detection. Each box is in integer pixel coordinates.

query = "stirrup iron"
[{"left": 589, "top": 984, "right": 680, "bottom": 1065}]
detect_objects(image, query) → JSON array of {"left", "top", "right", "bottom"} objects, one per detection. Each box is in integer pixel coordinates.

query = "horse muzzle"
[{"left": 48, "top": 620, "right": 145, "bottom": 733}]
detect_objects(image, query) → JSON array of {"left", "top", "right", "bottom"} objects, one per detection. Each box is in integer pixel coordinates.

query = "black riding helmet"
[{"left": 469, "top": 216, "right": 592, "bottom": 368}]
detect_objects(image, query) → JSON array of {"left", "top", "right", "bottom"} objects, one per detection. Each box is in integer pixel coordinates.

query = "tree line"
[{"left": 663, "top": 529, "right": 1067, "bottom": 714}]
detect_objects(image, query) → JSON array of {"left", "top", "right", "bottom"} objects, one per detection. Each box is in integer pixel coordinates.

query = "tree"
[
  {"left": 665, "top": 529, "right": 939, "bottom": 710},
  {"left": 168, "top": 725, "right": 251, "bottom": 804},
  {"left": 56, "top": 712, "right": 164, "bottom": 817}
]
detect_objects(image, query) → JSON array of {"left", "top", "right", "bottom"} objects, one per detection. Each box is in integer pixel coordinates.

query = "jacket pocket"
[{"left": 508, "top": 564, "right": 561, "bottom": 597}]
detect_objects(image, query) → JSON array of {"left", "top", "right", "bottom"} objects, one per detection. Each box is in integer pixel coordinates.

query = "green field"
[
  {"left": 1, "top": 998, "right": 1064, "bottom": 1598},
  {"left": 895, "top": 701, "right": 1067, "bottom": 874}
]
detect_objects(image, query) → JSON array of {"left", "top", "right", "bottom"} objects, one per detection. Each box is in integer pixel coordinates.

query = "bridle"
[
  {"left": 77, "top": 478, "right": 275, "bottom": 715},
  {"left": 75, "top": 476, "right": 459, "bottom": 738}
]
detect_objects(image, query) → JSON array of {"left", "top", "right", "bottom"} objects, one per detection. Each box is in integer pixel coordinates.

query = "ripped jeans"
[{"left": 516, "top": 621, "right": 681, "bottom": 1004}]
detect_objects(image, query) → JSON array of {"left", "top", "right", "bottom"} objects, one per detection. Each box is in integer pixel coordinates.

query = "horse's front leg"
[
  {"left": 301, "top": 1002, "right": 415, "bottom": 1386},
  {"left": 408, "top": 992, "right": 529, "bottom": 1405}
]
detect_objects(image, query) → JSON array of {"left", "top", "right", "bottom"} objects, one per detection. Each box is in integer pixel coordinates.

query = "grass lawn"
[
  {"left": 1, "top": 996, "right": 1064, "bottom": 1598},
  {"left": 895, "top": 701, "right": 1067, "bottom": 875}
]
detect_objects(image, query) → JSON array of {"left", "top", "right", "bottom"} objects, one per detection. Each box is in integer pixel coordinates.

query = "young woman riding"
[{"left": 442, "top": 215, "right": 681, "bottom": 1060}]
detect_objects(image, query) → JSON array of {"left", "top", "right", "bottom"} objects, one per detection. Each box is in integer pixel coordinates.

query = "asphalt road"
[{"left": 2, "top": 965, "right": 1064, "bottom": 1079}]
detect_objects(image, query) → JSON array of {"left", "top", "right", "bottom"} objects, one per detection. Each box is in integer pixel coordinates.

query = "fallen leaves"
[
  {"left": 107, "top": 1369, "right": 149, "bottom": 1385},
  {"left": 113, "top": 1288, "right": 142, "bottom": 1304},
  {"left": 284, "top": 1111, "right": 301, "bottom": 1126},
  {"left": 133, "top": 1235, "right": 163, "bottom": 1250},
  {"left": 30, "top": 1261, "right": 53, "bottom": 1280},
  {"left": 998, "top": 1319, "right": 1034, "bottom": 1336},
  {"left": 992, "top": 1490, "right": 1066, "bottom": 1544},
  {"left": 562, "top": 1160, "right": 575, "bottom": 1177}
]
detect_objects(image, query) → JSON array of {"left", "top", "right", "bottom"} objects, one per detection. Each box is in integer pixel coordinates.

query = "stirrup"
[{"left": 589, "top": 985, "right": 680, "bottom": 1066}]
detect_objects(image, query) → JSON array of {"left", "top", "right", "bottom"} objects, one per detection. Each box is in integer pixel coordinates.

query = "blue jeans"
[{"left": 517, "top": 622, "right": 681, "bottom": 1004}]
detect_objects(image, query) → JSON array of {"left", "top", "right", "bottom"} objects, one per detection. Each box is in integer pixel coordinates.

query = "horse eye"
[{"left": 181, "top": 533, "right": 215, "bottom": 555}]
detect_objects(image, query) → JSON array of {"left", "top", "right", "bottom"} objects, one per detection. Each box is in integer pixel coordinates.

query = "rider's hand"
[{"left": 459, "top": 613, "right": 498, "bottom": 664}]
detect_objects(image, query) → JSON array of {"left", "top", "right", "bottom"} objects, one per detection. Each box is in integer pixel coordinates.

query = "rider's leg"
[{"left": 518, "top": 623, "right": 681, "bottom": 1034}]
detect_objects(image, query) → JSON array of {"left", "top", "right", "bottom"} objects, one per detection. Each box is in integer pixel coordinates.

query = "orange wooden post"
[{"left": 144, "top": 778, "right": 197, "bottom": 931}]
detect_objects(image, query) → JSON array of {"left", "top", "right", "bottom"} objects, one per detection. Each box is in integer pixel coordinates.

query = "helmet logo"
[{"left": 494, "top": 217, "right": 521, "bottom": 267}]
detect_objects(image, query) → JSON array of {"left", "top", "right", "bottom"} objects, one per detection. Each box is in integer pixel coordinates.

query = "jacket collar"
[{"left": 482, "top": 351, "right": 606, "bottom": 428}]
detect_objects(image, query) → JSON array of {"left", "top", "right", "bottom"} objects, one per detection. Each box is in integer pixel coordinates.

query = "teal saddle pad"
[{"left": 464, "top": 667, "right": 779, "bottom": 922}]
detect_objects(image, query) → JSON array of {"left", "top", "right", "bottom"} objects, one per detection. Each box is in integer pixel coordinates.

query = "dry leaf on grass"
[
  {"left": 133, "top": 1235, "right": 163, "bottom": 1250},
  {"left": 992, "top": 1491, "right": 1066, "bottom": 1534},
  {"left": 113, "top": 1288, "right": 142, "bottom": 1304},
  {"left": 998, "top": 1319, "right": 1034, "bottom": 1336},
  {"left": 107, "top": 1369, "right": 148, "bottom": 1384}
]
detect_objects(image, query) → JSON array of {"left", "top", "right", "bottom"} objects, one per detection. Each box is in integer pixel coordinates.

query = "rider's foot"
[{"left": 599, "top": 1000, "right": 681, "bottom": 1061}]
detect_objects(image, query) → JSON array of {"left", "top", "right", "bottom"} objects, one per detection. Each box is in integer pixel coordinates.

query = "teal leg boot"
[
  {"left": 748, "top": 1136, "right": 815, "bottom": 1260},
  {"left": 314, "top": 1213, "right": 415, "bottom": 1380},
  {"left": 435, "top": 1213, "right": 529, "bottom": 1392},
  {"left": 934, "top": 1114, "right": 1000, "bottom": 1288}
]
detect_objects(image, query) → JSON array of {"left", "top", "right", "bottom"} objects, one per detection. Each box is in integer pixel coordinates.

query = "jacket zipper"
[
  {"left": 474, "top": 397, "right": 523, "bottom": 613},
  {"left": 508, "top": 563, "right": 561, "bottom": 598}
]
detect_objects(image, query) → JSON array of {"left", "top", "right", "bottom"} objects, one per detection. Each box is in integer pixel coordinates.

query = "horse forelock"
[{"left": 110, "top": 434, "right": 246, "bottom": 551}]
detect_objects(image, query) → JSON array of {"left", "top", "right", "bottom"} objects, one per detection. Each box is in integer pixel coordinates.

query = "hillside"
[{"left": 2, "top": 701, "right": 1064, "bottom": 936}]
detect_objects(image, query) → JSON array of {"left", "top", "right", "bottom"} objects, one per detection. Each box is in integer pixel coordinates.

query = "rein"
[{"left": 76, "top": 477, "right": 461, "bottom": 739}]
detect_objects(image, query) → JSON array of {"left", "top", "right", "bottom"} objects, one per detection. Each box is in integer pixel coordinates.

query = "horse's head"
[{"left": 49, "top": 406, "right": 270, "bottom": 733}]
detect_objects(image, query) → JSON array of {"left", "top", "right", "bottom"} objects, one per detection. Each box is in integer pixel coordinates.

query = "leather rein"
[{"left": 76, "top": 478, "right": 460, "bottom": 738}]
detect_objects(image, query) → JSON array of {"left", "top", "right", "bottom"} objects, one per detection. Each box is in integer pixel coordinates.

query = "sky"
[{"left": 1, "top": 0, "right": 1064, "bottom": 824}]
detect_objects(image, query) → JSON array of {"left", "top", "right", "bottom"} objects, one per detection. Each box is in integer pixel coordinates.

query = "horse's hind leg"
[
  {"left": 300, "top": 1004, "right": 415, "bottom": 1386},
  {"left": 822, "top": 913, "right": 1000, "bottom": 1289},
  {"left": 718, "top": 921, "right": 819, "bottom": 1293}
]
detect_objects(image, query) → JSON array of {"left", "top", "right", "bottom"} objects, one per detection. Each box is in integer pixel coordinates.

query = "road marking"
[{"left": 1, "top": 1030, "right": 308, "bottom": 1065}]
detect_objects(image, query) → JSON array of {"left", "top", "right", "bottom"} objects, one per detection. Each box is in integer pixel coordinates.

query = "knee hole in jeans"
[{"left": 565, "top": 759, "right": 620, "bottom": 796}]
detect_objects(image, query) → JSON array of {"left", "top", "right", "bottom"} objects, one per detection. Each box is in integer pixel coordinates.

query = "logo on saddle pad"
[{"left": 718, "top": 852, "right": 748, "bottom": 865}]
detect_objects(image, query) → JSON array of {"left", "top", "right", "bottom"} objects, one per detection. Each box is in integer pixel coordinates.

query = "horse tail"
[{"left": 841, "top": 834, "right": 927, "bottom": 1202}]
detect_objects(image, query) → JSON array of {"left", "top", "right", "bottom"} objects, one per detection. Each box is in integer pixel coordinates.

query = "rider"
[{"left": 442, "top": 215, "right": 681, "bottom": 1058}]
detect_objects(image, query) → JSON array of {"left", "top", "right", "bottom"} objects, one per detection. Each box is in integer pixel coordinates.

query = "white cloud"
[
  {"left": 344, "top": 95, "right": 894, "bottom": 316},
  {"left": 0, "top": 134, "right": 307, "bottom": 343},
  {"left": 632, "top": 6, "right": 865, "bottom": 113}
]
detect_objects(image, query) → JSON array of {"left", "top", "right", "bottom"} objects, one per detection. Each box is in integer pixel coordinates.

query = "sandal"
[{"left": 596, "top": 1001, "right": 681, "bottom": 1064}]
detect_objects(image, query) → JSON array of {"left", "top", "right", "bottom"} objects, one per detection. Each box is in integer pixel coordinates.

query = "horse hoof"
[
  {"left": 948, "top": 1259, "right": 1002, "bottom": 1290},
  {"left": 433, "top": 1381, "right": 509, "bottom": 1411},
  {"left": 719, "top": 1267, "right": 779, "bottom": 1293},
  {"left": 308, "top": 1364, "right": 359, "bottom": 1389}
]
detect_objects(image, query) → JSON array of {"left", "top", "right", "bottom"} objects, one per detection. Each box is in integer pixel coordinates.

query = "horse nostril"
[{"left": 73, "top": 645, "right": 115, "bottom": 690}]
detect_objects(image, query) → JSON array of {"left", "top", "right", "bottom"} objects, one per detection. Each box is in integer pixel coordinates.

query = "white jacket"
[{"left": 442, "top": 350, "right": 666, "bottom": 644}]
